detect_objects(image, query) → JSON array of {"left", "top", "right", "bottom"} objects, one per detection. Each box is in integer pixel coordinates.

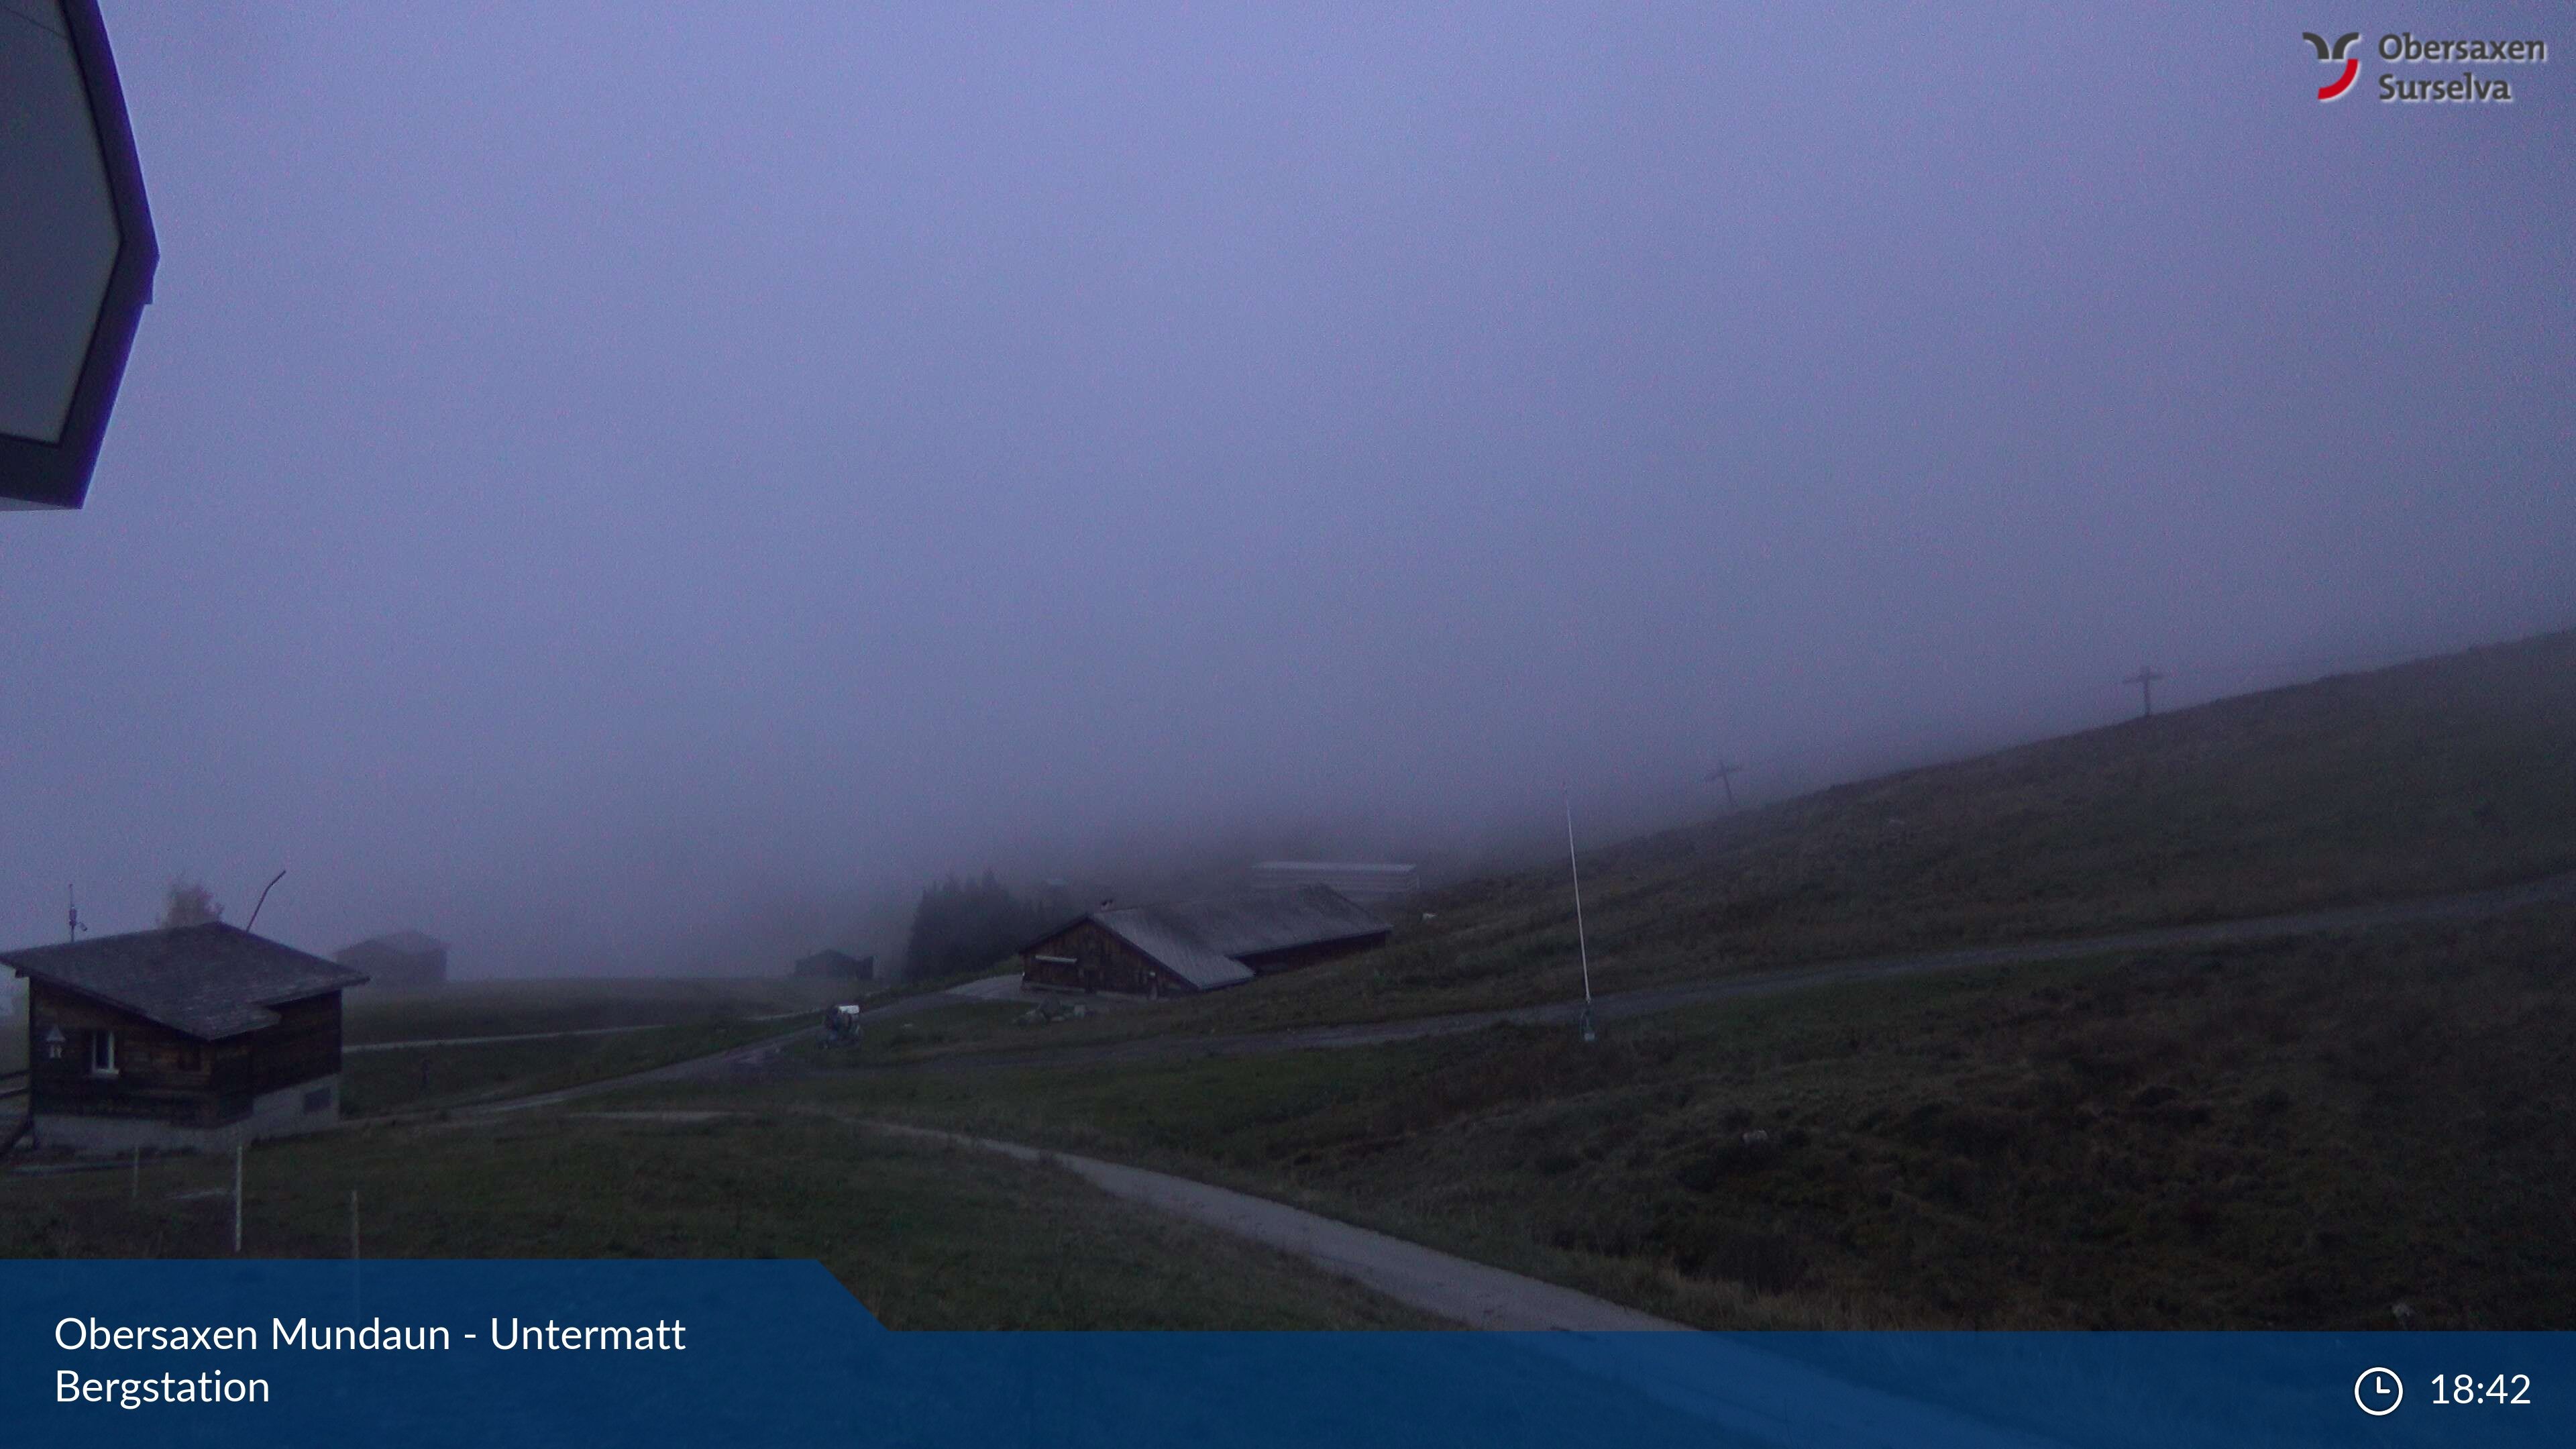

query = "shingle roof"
[
  {"left": 1084, "top": 885, "right": 1387, "bottom": 991},
  {"left": 3, "top": 924, "right": 369, "bottom": 1040}
]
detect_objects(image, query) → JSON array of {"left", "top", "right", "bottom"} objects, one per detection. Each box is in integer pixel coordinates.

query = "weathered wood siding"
[
  {"left": 25, "top": 984, "right": 223, "bottom": 1124},
  {"left": 1020, "top": 920, "right": 1191, "bottom": 996},
  {"left": 24, "top": 983, "right": 343, "bottom": 1127},
  {"left": 248, "top": 994, "right": 341, "bottom": 1095}
]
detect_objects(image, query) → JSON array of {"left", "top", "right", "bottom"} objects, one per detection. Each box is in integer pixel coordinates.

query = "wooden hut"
[
  {"left": 1019, "top": 885, "right": 1389, "bottom": 997},
  {"left": 4, "top": 924, "right": 368, "bottom": 1153}
]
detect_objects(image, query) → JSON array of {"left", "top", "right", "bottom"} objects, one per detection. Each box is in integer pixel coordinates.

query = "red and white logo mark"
[{"left": 2305, "top": 31, "right": 2362, "bottom": 100}]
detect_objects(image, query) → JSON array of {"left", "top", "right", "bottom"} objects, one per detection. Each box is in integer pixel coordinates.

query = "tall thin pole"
[
  {"left": 1706, "top": 761, "right": 1741, "bottom": 811},
  {"left": 2125, "top": 665, "right": 2165, "bottom": 718},
  {"left": 245, "top": 871, "right": 286, "bottom": 932},
  {"left": 350, "top": 1190, "right": 363, "bottom": 1319},
  {"left": 231, "top": 1143, "right": 244, "bottom": 1254},
  {"left": 1565, "top": 794, "right": 1595, "bottom": 1042}
]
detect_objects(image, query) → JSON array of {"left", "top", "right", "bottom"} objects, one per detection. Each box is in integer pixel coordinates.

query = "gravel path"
[
  {"left": 867, "top": 1121, "right": 1679, "bottom": 1330},
  {"left": 863, "top": 1122, "right": 2072, "bottom": 1446}
]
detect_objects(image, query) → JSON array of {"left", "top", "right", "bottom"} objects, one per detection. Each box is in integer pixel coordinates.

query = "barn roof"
[
  {"left": 343, "top": 928, "right": 445, "bottom": 957},
  {"left": 1044, "top": 885, "right": 1388, "bottom": 991},
  {"left": 1151, "top": 885, "right": 1390, "bottom": 957},
  {"left": 1090, "top": 908, "right": 1256, "bottom": 991},
  {"left": 3, "top": 924, "right": 370, "bottom": 1040}
]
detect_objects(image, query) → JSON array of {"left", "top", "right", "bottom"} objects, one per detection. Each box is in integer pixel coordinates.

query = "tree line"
[{"left": 902, "top": 872, "right": 1073, "bottom": 981}]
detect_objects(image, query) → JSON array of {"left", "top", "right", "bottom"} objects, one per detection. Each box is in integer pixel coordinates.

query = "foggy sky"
[{"left": 5, "top": 3, "right": 2571, "bottom": 976}]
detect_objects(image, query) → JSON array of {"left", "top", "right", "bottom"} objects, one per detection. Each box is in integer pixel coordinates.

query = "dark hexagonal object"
[{"left": 1, "top": 0, "right": 158, "bottom": 511}]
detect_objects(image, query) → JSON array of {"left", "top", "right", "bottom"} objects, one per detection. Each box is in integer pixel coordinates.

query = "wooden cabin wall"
[
  {"left": 25, "top": 985, "right": 345, "bottom": 1127},
  {"left": 1021, "top": 921, "right": 1187, "bottom": 995},
  {"left": 247, "top": 993, "right": 341, "bottom": 1096},
  {"left": 24, "top": 984, "right": 224, "bottom": 1125}
]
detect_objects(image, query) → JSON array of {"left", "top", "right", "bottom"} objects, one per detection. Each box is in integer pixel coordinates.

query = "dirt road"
[
  {"left": 869, "top": 1120, "right": 1677, "bottom": 1329},
  {"left": 866, "top": 1121, "right": 2072, "bottom": 1445}
]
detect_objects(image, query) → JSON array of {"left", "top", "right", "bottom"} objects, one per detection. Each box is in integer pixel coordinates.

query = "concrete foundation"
[{"left": 30, "top": 1075, "right": 343, "bottom": 1156}]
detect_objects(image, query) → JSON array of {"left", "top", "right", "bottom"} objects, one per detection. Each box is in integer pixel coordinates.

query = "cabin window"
[{"left": 87, "top": 1030, "right": 117, "bottom": 1076}]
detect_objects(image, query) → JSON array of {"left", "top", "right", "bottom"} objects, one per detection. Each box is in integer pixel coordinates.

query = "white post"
[
  {"left": 231, "top": 1143, "right": 243, "bottom": 1254},
  {"left": 1565, "top": 792, "right": 1596, "bottom": 1042}
]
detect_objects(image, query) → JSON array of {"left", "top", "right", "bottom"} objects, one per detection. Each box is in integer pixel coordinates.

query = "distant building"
[
  {"left": 792, "top": 949, "right": 875, "bottom": 981},
  {"left": 3, "top": 924, "right": 368, "bottom": 1153},
  {"left": 1020, "top": 885, "right": 1391, "bottom": 997},
  {"left": 1250, "top": 861, "right": 1420, "bottom": 901},
  {"left": 334, "top": 930, "right": 448, "bottom": 991}
]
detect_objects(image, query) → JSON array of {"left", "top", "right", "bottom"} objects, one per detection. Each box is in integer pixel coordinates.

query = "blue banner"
[{"left": 3, "top": 1260, "right": 2565, "bottom": 1446}]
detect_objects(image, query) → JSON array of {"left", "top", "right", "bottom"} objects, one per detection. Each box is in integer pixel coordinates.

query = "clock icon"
[{"left": 2356, "top": 1367, "right": 2404, "bottom": 1417}]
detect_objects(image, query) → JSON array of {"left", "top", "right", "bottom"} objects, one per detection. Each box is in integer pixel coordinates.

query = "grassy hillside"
[
  {"left": 1551, "top": 629, "right": 2576, "bottom": 976},
  {"left": 780, "top": 900, "right": 2576, "bottom": 1329},
  {"left": 325, "top": 975, "right": 865, "bottom": 1116},
  {"left": 341, "top": 1019, "right": 798, "bottom": 1116},
  {"left": 0, "top": 1112, "right": 1437, "bottom": 1330},
  {"left": 1000, "top": 629, "right": 2576, "bottom": 1039},
  {"left": 343, "top": 976, "right": 855, "bottom": 1044}
]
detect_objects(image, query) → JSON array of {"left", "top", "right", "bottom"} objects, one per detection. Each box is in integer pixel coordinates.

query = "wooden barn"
[
  {"left": 335, "top": 929, "right": 448, "bottom": 991},
  {"left": 4, "top": 924, "right": 369, "bottom": 1154},
  {"left": 791, "top": 949, "right": 875, "bottom": 981},
  {"left": 1020, "top": 885, "right": 1390, "bottom": 997}
]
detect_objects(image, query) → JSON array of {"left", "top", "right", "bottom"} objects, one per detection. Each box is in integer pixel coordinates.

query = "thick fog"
[{"left": 3, "top": 3, "right": 2569, "bottom": 976}]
